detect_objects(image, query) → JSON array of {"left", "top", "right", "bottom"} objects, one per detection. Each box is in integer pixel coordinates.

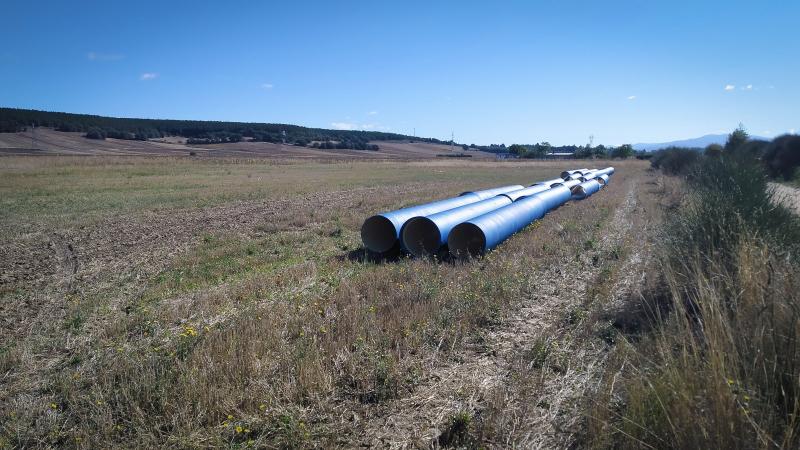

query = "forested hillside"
[{"left": 0, "top": 108, "right": 443, "bottom": 150}]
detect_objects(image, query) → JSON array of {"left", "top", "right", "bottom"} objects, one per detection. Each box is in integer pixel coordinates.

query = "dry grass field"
[
  {"left": 0, "top": 156, "right": 663, "bottom": 448},
  {"left": 0, "top": 128, "right": 493, "bottom": 159}
]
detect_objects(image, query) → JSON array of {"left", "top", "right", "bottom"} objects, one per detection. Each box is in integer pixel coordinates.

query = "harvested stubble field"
[{"left": 0, "top": 156, "right": 664, "bottom": 448}]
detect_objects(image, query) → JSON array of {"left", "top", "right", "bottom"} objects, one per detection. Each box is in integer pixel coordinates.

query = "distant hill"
[
  {"left": 0, "top": 107, "right": 445, "bottom": 150},
  {"left": 633, "top": 134, "right": 726, "bottom": 151},
  {"left": 633, "top": 133, "right": 769, "bottom": 152}
]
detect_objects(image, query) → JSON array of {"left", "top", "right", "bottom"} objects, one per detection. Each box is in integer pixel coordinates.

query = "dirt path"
[
  {"left": 348, "top": 178, "right": 649, "bottom": 448},
  {"left": 770, "top": 182, "right": 800, "bottom": 214}
]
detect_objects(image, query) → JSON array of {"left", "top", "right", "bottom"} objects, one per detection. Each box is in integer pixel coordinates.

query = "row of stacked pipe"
[{"left": 361, "top": 167, "right": 615, "bottom": 258}]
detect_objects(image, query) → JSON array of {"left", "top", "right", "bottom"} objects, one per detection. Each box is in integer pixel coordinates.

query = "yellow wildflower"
[{"left": 235, "top": 425, "right": 243, "bottom": 433}]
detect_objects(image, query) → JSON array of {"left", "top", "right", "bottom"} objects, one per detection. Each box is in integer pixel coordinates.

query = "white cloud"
[
  {"left": 261, "top": 83, "right": 274, "bottom": 89},
  {"left": 627, "top": 95, "right": 636, "bottom": 100},
  {"left": 87, "top": 51, "right": 123, "bottom": 61},
  {"left": 742, "top": 84, "right": 753, "bottom": 90},
  {"left": 763, "top": 130, "right": 771, "bottom": 135},
  {"left": 724, "top": 84, "right": 735, "bottom": 91},
  {"left": 367, "top": 110, "right": 378, "bottom": 115},
  {"left": 330, "top": 122, "right": 389, "bottom": 131},
  {"left": 790, "top": 128, "right": 796, "bottom": 134},
  {"left": 140, "top": 72, "right": 158, "bottom": 81}
]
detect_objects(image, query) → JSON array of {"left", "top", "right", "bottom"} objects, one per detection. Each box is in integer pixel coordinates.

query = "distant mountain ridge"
[{"left": 633, "top": 134, "right": 770, "bottom": 152}]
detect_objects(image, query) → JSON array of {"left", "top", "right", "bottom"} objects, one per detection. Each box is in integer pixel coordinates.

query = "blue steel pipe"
[
  {"left": 448, "top": 186, "right": 572, "bottom": 258},
  {"left": 571, "top": 179, "right": 602, "bottom": 199},
  {"left": 361, "top": 184, "right": 524, "bottom": 253},
  {"left": 590, "top": 167, "right": 614, "bottom": 178},
  {"left": 551, "top": 179, "right": 581, "bottom": 189},
  {"left": 402, "top": 195, "right": 513, "bottom": 257},
  {"left": 597, "top": 174, "right": 610, "bottom": 186},
  {"left": 579, "top": 171, "right": 603, "bottom": 182},
  {"left": 533, "top": 178, "right": 565, "bottom": 187},
  {"left": 401, "top": 184, "right": 553, "bottom": 256},
  {"left": 500, "top": 184, "right": 551, "bottom": 201},
  {"left": 560, "top": 168, "right": 589, "bottom": 179}
]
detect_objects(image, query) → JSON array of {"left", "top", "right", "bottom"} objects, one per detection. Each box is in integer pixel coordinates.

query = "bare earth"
[
  {"left": 0, "top": 155, "right": 661, "bottom": 448},
  {"left": 0, "top": 128, "right": 494, "bottom": 159}
]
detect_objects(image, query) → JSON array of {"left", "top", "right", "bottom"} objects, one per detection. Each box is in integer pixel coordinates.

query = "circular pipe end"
[
  {"left": 401, "top": 217, "right": 442, "bottom": 257},
  {"left": 361, "top": 215, "right": 398, "bottom": 253},
  {"left": 448, "top": 222, "right": 486, "bottom": 259}
]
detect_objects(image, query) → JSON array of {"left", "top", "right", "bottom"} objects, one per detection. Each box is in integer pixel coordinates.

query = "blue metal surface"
[
  {"left": 401, "top": 196, "right": 513, "bottom": 257},
  {"left": 461, "top": 185, "right": 527, "bottom": 201},
  {"left": 571, "top": 179, "right": 602, "bottom": 199},
  {"left": 361, "top": 184, "right": 523, "bottom": 253},
  {"left": 448, "top": 186, "right": 572, "bottom": 258},
  {"left": 533, "top": 178, "right": 565, "bottom": 187},
  {"left": 560, "top": 168, "right": 589, "bottom": 179},
  {"left": 500, "top": 184, "right": 551, "bottom": 201},
  {"left": 591, "top": 167, "right": 614, "bottom": 178},
  {"left": 598, "top": 174, "right": 610, "bottom": 186},
  {"left": 551, "top": 179, "right": 581, "bottom": 189}
]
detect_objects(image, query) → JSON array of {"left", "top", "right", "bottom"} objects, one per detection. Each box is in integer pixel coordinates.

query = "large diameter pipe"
[
  {"left": 579, "top": 171, "right": 603, "bottom": 182},
  {"left": 533, "top": 178, "right": 565, "bottom": 187},
  {"left": 571, "top": 179, "right": 601, "bottom": 199},
  {"left": 361, "top": 185, "right": 524, "bottom": 253},
  {"left": 500, "top": 184, "right": 551, "bottom": 201},
  {"left": 551, "top": 179, "right": 581, "bottom": 189},
  {"left": 589, "top": 167, "right": 614, "bottom": 178},
  {"left": 575, "top": 171, "right": 598, "bottom": 181},
  {"left": 597, "top": 174, "right": 610, "bottom": 186},
  {"left": 448, "top": 186, "right": 572, "bottom": 258},
  {"left": 402, "top": 196, "right": 512, "bottom": 257},
  {"left": 560, "top": 168, "right": 590, "bottom": 180},
  {"left": 461, "top": 185, "right": 527, "bottom": 201}
]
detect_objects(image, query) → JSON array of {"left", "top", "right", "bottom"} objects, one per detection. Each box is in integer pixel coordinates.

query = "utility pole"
[{"left": 451, "top": 131, "right": 454, "bottom": 152}]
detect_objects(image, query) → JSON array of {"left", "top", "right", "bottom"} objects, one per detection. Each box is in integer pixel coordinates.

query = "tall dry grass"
[{"left": 590, "top": 155, "right": 800, "bottom": 449}]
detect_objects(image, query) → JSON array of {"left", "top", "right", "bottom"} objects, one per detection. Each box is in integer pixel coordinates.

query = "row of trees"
[
  {"left": 0, "top": 107, "right": 439, "bottom": 147},
  {"left": 505, "top": 142, "right": 635, "bottom": 159},
  {"left": 650, "top": 126, "right": 800, "bottom": 181}
]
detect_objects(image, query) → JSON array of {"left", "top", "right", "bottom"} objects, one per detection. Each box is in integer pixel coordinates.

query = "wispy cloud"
[
  {"left": 87, "top": 51, "right": 124, "bottom": 61},
  {"left": 367, "top": 110, "right": 378, "bottom": 115},
  {"left": 330, "top": 122, "right": 389, "bottom": 131},
  {"left": 261, "top": 83, "right": 274, "bottom": 89},
  {"left": 627, "top": 95, "right": 636, "bottom": 100},
  {"left": 140, "top": 72, "right": 158, "bottom": 81},
  {"left": 331, "top": 122, "right": 356, "bottom": 130},
  {"left": 724, "top": 84, "right": 736, "bottom": 91},
  {"left": 790, "top": 128, "right": 796, "bottom": 134},
  {"left": 742, "top": 84, "right": 753, "bottom": 90}
]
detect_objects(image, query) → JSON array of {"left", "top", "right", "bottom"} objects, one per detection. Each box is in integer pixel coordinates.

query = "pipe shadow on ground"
[{"left": 342, "top": 243, "right": 468, "bottom": 265}]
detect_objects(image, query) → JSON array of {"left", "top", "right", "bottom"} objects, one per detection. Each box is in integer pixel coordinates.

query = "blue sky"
[{"left": 1, "top": 0, "right": 798, "bottom": 145}]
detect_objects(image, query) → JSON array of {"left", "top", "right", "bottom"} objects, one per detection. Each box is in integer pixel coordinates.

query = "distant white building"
[{"left": 495, "top": 152, "right": 519, "bottom": 160}]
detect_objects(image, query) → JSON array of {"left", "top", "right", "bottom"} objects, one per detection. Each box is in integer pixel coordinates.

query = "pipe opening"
[
  {"left": 361, "top": 215, "right": 397, "bottom": 253},
  {"left": 571, "top": 185, "right": 586, "bottom": 196},
  {"left": 401, "top": 217, "right": 442, "bottom": 257},
  {"left": 448, "top": 223, "right": 486, "bottom": 258}
]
